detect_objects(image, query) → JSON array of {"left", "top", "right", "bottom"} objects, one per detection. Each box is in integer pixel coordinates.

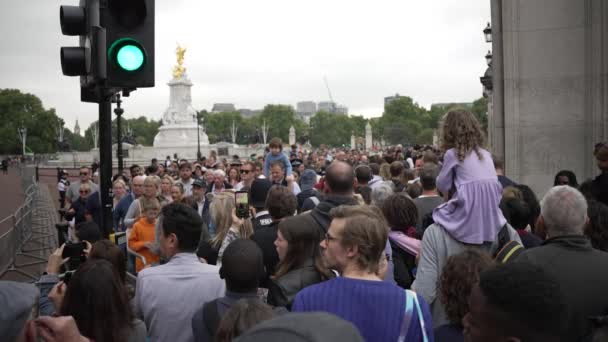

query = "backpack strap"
[
  {"left": 398, "top": 290, "right": 429, "bottom": 342},
  {"left": 310, "top": 196, "right": 320, "bottom": 206},
  {"left": 203, "top": 299, "right": 221, "bottom": 337},
  {"left": 495, "top": 241, "right": 525, "bottom": 263}
]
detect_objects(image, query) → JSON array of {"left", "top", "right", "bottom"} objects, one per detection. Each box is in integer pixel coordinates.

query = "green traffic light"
[{"left": 116, "top": 44, "right": 144, "bottom": 71}]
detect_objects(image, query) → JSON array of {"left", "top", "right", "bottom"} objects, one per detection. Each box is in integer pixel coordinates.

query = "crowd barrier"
[{"left": 0, "top": 166, "right": 57, "bottom": 281}]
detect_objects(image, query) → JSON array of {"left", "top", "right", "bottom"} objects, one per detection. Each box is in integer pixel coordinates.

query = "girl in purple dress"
[{"left": 432, "top": 109, "right": 506, "bottom": 244}]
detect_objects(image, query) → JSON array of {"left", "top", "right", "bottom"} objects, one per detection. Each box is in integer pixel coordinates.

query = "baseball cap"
[{"left": 193, "top": 179, "right": 207, "bottom": 188}]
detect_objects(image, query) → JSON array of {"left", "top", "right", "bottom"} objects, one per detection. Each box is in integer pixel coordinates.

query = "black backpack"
[{"left": 493, "top": 225, "right": 524, "bottom": 263}]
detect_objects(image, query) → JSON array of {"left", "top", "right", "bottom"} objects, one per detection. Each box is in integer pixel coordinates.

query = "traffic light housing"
[
  {"left": 102, "top": 0, "right": 155, "bottom": 88},
  {"left": 60, "top": 0, "right": 154, "bottom": 102},
  {"left": 60, "top": 0, "right": 107, "bottom": 103}
]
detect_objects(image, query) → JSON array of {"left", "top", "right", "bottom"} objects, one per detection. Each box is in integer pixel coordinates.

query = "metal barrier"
[{"left": 0, "top": 167, "right": 58, "bottom": 282}]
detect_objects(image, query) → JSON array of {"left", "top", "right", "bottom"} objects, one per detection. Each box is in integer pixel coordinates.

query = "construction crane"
[{"left": 323, "top": 76, "right": 335, "bottom": 104}]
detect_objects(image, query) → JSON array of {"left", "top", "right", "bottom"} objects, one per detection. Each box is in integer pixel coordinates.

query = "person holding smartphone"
[{"left": 207, "top": 192, "right": 253, "bottom": 267}]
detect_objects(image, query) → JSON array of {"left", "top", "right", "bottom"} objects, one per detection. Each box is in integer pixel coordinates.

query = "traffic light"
[
  {"left": 60, "top": 0, "right": 106, "bottom": 103},
  {"left": 102, "top": 0, "right": 155, "bottom": 88}
]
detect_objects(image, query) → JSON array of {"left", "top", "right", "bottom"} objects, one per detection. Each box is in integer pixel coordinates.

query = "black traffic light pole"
[
  {"left": 99, "top": 92, "right": 113, "bottom": 238},
  {"left": 114, "top": 94, "right": 124, "bottom": 175}
]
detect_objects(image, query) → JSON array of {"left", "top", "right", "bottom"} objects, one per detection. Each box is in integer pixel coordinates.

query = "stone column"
[
  {"left": 365, "top": 123, "right": 372, "bottom": 151},
  {"left": 351, "top": 133, "right": 356, "bottom": 150},
  {"left": 289, "top": 126, "right": 296, "bottom": 146}
]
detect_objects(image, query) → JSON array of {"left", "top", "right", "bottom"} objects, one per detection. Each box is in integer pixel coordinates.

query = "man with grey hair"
[
  {"left": 371, "top": 182, "right": 394, "bottom": 208},
  {"left": 516, "top": 185, "right": 608, "bottom": 341}
]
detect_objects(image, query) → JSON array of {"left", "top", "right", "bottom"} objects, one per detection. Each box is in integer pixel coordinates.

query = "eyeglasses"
[
  {"left": 240, "top": 169, "right": 252, "bottom": 174},
  {"left": 79, "top": 172, "right": 88, "bottom": 176},
  {"left": 79, "top": 190, "right": 89, "bottom": 194}
]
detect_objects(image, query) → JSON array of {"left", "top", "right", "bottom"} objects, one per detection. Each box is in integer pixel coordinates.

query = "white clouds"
[{"left": 0, "top": 0, "right": 490, "bottom": 131}]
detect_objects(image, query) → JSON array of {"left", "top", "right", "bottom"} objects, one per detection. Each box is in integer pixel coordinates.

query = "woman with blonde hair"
[
  {"left": 112, "top": 179, "right": 128, "bottom": 207},
  {"left": 160, "top": 175, "right": 174, "bottom": 204},
  {"left": 209, "top": 191, "right": 253, "bottom": 266}
]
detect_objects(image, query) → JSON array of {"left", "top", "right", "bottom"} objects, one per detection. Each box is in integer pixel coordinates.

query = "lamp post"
[
  {"left": 114, "top": 94, "right": 124, "bottom": 175},
  {"left": 193, "top": 113, "right": 201, "bottom": 161},
  {"left": 483, "top": 22, "right": 492, "bottom": 43},
  {"left": 485, "top": 50, "right": 493, "bottom": 66}
]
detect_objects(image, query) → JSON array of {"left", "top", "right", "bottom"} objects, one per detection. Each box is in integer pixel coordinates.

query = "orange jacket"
[{"left": 128, "top": 218, "right": 160, "bottom": 272}]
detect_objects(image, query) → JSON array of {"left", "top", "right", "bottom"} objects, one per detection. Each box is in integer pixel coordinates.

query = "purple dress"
[{"left": 432, "top": 148, "right": 506, "bottom": 244}]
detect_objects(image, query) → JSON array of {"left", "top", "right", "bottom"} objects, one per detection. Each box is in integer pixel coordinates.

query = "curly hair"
[
  {"left": 441, "top": 109, "right": 485, "bottom": 162},
  {"left": 382, "top": 193, "right": 418, "bottom": 235},
  {"left": 439, "top": 249, "right": 495, "bottom": 325}
]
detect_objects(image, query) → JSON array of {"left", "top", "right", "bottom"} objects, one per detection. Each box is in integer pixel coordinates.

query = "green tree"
[
  {"left": 309, "top": 112, "right": 353, "bottom": 146},
  {"left": 471, "top": 97, "right": 488, "bottom": 131},
  {"left": 84, "top": 116, "right": 161, "bottom": 147},
  {"left": 258, "top": 105, "right": 306, "bottom": 144},
  {"left": 0, "top": 89, "right": 63, "bottom": 154}
]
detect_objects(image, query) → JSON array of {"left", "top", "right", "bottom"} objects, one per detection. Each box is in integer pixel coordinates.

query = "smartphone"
[
  {"left": 235, "top": 191, "right": 250, "bottom": 219},
  {"left": 62, "top": 241, "right": 86, "bottom": 259}
]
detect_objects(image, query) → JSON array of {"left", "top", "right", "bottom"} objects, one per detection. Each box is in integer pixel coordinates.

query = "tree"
[
  {"left": 471, "top": 97, "right": 488, "bottom": 131},
  {"left": 84, "top": 116, "right": 161, "bottom": 147},
  {"left": 0, "top": 89, "right": 64, "bottom": 154},
  {"left": 258, "top": 105, "right": 306, "bottom": 144}
]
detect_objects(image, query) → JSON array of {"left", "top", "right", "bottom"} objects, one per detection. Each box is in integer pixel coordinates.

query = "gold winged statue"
[{"left": 172, "top": 45, "right": 187, "bottom": 79}]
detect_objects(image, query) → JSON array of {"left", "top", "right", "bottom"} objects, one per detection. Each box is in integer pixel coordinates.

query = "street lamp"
[
  {"left": 483, "top": 22, "right": 492, "bottom": 43},
  {"left": 480, "top": 66, "right": 493, "bottom": 92},
  {"left": 114, "top": 94, "right": 124, "bottom": 175},
  {"left": 193, "top": 114, "right": 201, "bottom": 161},
  {"left": 485, "top": 50, "right": 493, "bottom": 66}
]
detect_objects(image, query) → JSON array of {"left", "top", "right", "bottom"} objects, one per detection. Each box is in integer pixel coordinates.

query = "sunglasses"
[
  {"left": 80, "top": 172, "right": 88, "bottom": 176},
  {"left": 240, "top": 169, "right": 252, "bottom": 174},
  {"left": 79, "top": 190, "right": 89, "bottom": 194}
]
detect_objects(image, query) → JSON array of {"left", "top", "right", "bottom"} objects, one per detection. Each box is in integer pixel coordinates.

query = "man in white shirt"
[{"left": 135, "top": 202, "right": 225, "bottom": 342}]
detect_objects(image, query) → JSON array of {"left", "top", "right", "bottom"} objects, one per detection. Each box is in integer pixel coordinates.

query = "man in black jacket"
[
  {"left": 300, "top": 161, "right": 359, "bottom": 232},
  {"left": 191, "top": 239, "right": 265, "bottom": 342},
  {"left": 516, "top": 185, "right": 608, "bottom": 341},
  {"left": 250, "top": 186, "right": 298, "bottom": 287}
]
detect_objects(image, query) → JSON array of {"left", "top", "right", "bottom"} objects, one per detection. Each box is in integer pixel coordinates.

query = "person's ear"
[
  {"left": 536, "top": 216, "right": 547, "bottom": 240},
  {"left": 346, "top": 245, "right": 358, "bottom": 259}
]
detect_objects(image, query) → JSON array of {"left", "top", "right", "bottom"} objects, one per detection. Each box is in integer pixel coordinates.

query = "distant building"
[
  {"left": 317, "top": 101, "right": 337, "bottom": 113},
  {"left": 296, "top": 101, "right": 317, "bottom": 123},
  {"left": 211, "top": 103, "right": 236, "bottom": 113},
  {"left": 384, "top": 93, "right": 406, "bottom": 107},
  {"left": 74, "top": 119, "right": 81, "bottom": 136},
  {"left": 335, "top": 105, "right": 348, "bottom": 115}
]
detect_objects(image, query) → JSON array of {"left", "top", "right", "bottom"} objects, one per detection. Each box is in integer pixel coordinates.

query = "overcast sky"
[{"left": 0, "top": 0, "right": 490, "bottom": 131}]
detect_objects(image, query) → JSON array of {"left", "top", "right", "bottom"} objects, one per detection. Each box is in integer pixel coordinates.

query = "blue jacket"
[
  {"left": 113, "top": 193, "right": 135, "bottom": 232},
  {"left": 263, "top": 152, "right": 292, "bottom": 178}
]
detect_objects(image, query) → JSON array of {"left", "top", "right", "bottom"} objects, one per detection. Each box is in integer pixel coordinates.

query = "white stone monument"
[
  {"left": 153, "top": 46, "right": 209, "bottom": 148},
  {"left": 351, "top": 133, "right": 356, "bottom": 150},
  {"left": 289, "top": 126, "right": 296, "bottom": 146},
  {"left": 365, "top": 122, "right": 372, "bottom": 151}
]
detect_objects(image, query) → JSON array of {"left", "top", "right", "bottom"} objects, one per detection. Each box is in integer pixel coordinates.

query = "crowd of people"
[{"left": 2, "top": 108, "right": 608, "bottom": 342}]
